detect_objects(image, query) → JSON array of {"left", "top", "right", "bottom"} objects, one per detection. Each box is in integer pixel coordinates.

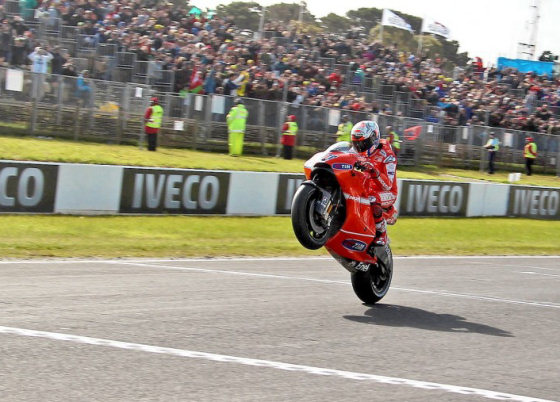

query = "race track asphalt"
[{"left": 0, "top": 256, "right": 559, "bottom": 402}]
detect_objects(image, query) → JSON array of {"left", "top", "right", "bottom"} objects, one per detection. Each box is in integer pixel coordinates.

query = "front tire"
[
  {"left": 291, "top": 184, "right": 331, "bottom": 250},
  {"left": 351, "top": 245, "right": 393, "bottom": 304}
]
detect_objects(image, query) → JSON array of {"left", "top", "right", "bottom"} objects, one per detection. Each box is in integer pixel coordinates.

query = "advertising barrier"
[
  {"left": 0, "top": 161, "right": 558, "bottom": 220},
  {"left": 275, "top": 174, "right": 306, "bottom": 215},
  {"left": 507, "top": 185, "right": 560, "bottom": 219},
  {"left": 399, "top": 180, "right": 469, "bottom": 217},
  {"left": 119, "top": 167, "right": 230, "bottom": 214},
  {"left": 0, "top": 161, "right": 58, "bottom": 213}
]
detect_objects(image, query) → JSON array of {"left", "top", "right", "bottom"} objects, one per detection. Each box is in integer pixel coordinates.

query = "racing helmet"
[{"left": 351, "top": 120, "right": 380, "bottom": 154}]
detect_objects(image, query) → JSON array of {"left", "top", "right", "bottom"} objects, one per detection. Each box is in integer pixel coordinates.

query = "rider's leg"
[{"left": 372, "top": 203, "right": 387, "bottom": 246}]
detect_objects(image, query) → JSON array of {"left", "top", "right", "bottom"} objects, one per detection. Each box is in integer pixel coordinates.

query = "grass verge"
[{"left": 0, "top": 216, "right": 558, "bottom": 259}]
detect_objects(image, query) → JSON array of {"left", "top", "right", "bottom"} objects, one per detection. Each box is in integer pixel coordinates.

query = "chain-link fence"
[{"left": 0, "top": 67, "right": 559, "bottom": 175}]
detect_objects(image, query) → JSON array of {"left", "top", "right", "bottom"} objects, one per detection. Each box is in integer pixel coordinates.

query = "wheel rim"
[
  {"left": 369, "top": 260, "right": 391, "bottom": 296},
  {"left": 307, "top": 196, "right": 328, "bottom": 238}
]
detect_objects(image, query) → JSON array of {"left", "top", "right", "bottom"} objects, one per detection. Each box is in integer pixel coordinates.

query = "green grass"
[
  {"left": 0, "top": 216, "right": 558, "bottom": 258},
  {"left": 1, "top": 135, "right": 558, "bottom": 259},
  {"left": 1, "top": 135, "right": 559, "bottom": 187}
]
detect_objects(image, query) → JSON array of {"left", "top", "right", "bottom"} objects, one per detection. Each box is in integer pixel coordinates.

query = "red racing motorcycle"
[{"left": 291, "top": 142, "right": 394, "bottom": 304}]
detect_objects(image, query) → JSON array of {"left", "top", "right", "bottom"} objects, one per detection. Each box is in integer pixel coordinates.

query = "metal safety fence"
[{"left": 0, "top": 67, "right": 559, "bottom": 175}]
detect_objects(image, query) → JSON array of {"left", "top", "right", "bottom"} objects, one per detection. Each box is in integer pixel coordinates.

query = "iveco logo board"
[
  {"left": 119, "top": 168, "right": 230, "bottom": 214},
  {"left": 275, "top": 174, "right": 305, "bottom": 214},
  {"left": 0, "top": 162, "right": 58, "bottom": 213},
  {"left": 507, "top": 186, "right": 560, "bottom": 219},
  {"left": 400, "top": 181, "right": 469, "bottom": 216}
]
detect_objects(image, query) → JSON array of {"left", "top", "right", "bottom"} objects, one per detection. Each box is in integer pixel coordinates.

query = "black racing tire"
[
  {"left": 291, "top": 184, "right": 331, "bottom": 250},
  {"left": 350, "top": 245, "right": 393, "bottom": 304}
]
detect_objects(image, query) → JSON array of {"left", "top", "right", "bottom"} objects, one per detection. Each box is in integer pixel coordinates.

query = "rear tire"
[
  {"left": 350, "top": 245, "right": 393, "bottom": 304},
  {"left": 291, "top": 184, "right": 331, "bottom": 250}
]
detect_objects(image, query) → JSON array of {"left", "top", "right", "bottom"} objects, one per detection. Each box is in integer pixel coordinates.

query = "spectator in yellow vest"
[
  {"left": 144, "top": 97, "right": 163, "bottom": 151},
  {"left": 385, "top": 125, "right": 401, "bottom": 158},
  {"left": 524, "top": 136, "right": 537, "bottom": 176},
  {"left": 227, "top": 98, "right": 248, "bottom": 156},
  {"left": 336, "top": 114, "right": 353, "bottom": 142},
  {"left": 233, "top": 68, "right": 250, "bottom": 97},
  {"left": 281, "top": 115, "right": 298, "bottom": 160}
]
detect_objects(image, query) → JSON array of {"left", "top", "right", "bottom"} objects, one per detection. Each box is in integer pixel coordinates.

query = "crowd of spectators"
[{"left": 0, "top": 0, "right": 560, "bottom": 135}]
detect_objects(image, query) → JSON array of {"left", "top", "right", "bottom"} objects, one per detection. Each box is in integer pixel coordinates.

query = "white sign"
[
  {"left": 328, "top": 109, "right": 340, "bottom": 126},
  {"left": 508, "top": 173, "right": 521, "bottom": 182},
  {"left": 6, "top": 69, "right": 24, "bottom": 92},
  {"left": 382, "top": 9, "right": 413, "bottom": 32},
  {"left": 195, "top": 96, "right": 203, "bottom": 111},
  {"left": 427, "top": 125, "right": 433, "bottom": 133},
  {"left": 421, "top": 17, "right": 451, "bottom": 39},
  {"left": 448, "top": 144, "right": 456, "bottom": 153},
  {"left": 173, "top": 120, "right": 184, "bottom": 131},
  {"left": 135, "top": 87, "right": 143, "bottom": 98},
  {"left": 211, "top": 95, "right": 225, "bottom": 114},
  {"left": 462, "top": 127, "right": 469, "bottom": 140},
  {"left": 503, "top": 132, "right": 513, "bottom": 147}
]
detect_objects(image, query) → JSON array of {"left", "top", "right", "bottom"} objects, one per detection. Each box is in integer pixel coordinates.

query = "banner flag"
[
  {"left": 421, "top": 17, "right": 451, "bottom": 38},
  {"left": 381, "top": 9, "right": 413, "bottom": 32}
]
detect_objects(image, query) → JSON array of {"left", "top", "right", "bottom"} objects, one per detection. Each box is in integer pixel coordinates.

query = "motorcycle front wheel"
[
  {"left": 291, "top": 184, "right": 332, "bottom": 250},
  {"left": 351, "top": 245, "right": 393, "bottom": 304}
]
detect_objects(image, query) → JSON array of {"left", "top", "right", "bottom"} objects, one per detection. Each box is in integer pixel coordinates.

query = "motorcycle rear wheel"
[
  {"left": 351, "top": 245, "right": 393, "bottom": 304},
  {"left": 291, "top": 184, "right": 332, "bottom": 250}
]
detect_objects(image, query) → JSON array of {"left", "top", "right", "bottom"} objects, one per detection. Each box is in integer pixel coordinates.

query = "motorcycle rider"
[{"left": 350, "top": 120, "right": 398, "bottom": 247}]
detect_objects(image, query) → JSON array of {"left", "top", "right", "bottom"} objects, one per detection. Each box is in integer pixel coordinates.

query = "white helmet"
[{"left": 351, "top": 120, "right": 380, "bottom": 155}]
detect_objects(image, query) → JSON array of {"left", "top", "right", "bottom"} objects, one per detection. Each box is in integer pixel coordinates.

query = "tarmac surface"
[{"left": 0, "top": 256, "right": 559, "bottom": 402}]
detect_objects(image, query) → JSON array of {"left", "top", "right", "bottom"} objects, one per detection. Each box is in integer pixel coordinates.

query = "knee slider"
[{"left": 372, "top": 204, "right": 383, "bottom": 219}]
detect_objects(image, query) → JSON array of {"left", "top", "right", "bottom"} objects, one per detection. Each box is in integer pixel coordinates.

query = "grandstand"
[{"left": 0, "top": 0, "right": 559, "bottom": 173}]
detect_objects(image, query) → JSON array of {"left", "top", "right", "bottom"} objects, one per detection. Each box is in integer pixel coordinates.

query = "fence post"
[
  {"left": 56, "top": 75, "right": 63, "bottom": 126},
  {"left": 29, "top": 73, "right": 38, "bottom": 135},
  {"left": 479, "top": 128, "right": 486, "bottom": 172},
  {"left": 436, "top": 125, "right": 443, "bottom": 168},
  {"left": 73, "top": 103, "right": 81, "bottom": 140},
  {"left": 138, "top": 95, "right": 149, "bottom": 149},
  {"left": 275, "top": 102, "right": 287, "bottom": 157},
  {"left": 204, "top": 95, "right": 212, "bottom": 145},
  {"left": 258, "top": 101, "right": 266, "bottom": 155}
]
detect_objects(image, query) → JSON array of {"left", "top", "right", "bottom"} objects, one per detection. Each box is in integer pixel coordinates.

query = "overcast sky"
[{"left": 196, "top": 0, "right": 560, "bottom": 65}]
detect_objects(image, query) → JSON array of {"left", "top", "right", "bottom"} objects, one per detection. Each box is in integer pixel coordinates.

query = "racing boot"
[
  {"left": 371, "top": 203, "right": 387, "bottom": 247},
  {"left": 373, "top": 220, "right": 388, "bottom": 247}
]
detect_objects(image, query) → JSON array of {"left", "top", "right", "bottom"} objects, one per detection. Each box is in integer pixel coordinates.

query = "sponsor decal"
[
  {"left": 321, "top": 154, "right": 339, "bottom": 161},
  {"left": 119, "top": 168, "right": 229, "bottom": 214},
  {"left": 378, "top": 192, "right": 396, "bottom": 203},
  {"left": 342, "top": 239, "right": 367, "bottom": 252},
  {"left": 332, "top": 163, "right": 353, "bottom": 170},
  {"left": 400, "top": 181, "right": 469, "bottom": 216},
  {"left": 344, "top": 193, "right": 371, "bottom": 205},
  {"left": 275, "top": 173, "right": 305, "bottom": 214},
  {"left": 0, "top": 162, "right": 58, "bottom": 213},
  {"left": 507, "top": 186, "right": 560, "bottom": 219},
  {"left": 384, "top": 156, "right": 396, "bottom": 163}
]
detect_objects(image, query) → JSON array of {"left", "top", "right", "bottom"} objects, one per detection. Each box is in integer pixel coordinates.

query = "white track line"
[
  {"left": 521, "top": 272, "right": 560, "bottom": 278},
  {"left": 0, "top": 325, "right": 553, "bottom": 402},
  {"left": 111, "top": 261, "right": 560, "bottom": 309},
  {"left": 0, "top": 256, "right": 559, "bottom": 265}
]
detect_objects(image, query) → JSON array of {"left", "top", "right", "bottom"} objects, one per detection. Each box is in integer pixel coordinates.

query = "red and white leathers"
[{"left": 356, "top": 139, "right": 398, "bottom": 246}]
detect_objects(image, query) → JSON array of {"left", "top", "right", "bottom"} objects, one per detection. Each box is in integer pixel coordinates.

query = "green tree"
[
  {"left": 346, "top": 8, "right": 382, "bottom": 32},
  {"left": 216, "top": 1, "right": 261, "bottom": 30},
  {"left": 369, "top": 25, "right": 416, "bottom": 51},
  {"left": 267, "top": 2, "right": 315, "bottom": 24},
  {"left": 320, "top": 13, "right": 352, "bottom": 33}
]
